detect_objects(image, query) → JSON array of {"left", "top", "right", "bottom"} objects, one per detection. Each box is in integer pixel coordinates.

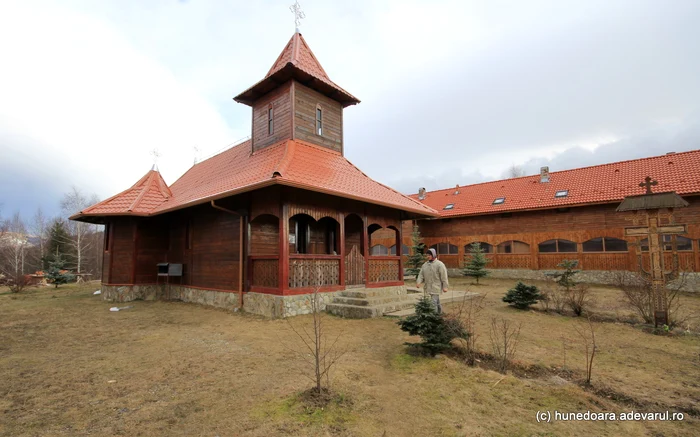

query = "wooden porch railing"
[
  {"left": 368, "top": 256, "right": 401, "bottom": 283},
  {"left": 289, "top": 255, "right": 341, "bottom": 288},
  {"left": 250, "top": 256, "right": 279, "bottom": 288}
]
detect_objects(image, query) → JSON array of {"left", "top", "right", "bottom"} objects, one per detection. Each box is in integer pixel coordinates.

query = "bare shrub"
[
  {"left": 566, "top": 283, "right": 593, "bottom": 317},
  {"left": 488, "top": 317, "right": 522, "bottom": 374},
  {"left": 613, "top": 270, "right": 697, "bottom": 328},
  {"left": 613, "top": 271, "right": 653, "bottom": 323},
  {"left": 452, "top": 293, "right": 486, "bottom": 365},
  {"left": 574, "top": 315, "right": 597, "bottom": 385},
  {"left": 7, "top": 274, "right": 30, "bottom": 294},
  {"left": 286, "top": 288, "right": 346, "bottom": 396}
]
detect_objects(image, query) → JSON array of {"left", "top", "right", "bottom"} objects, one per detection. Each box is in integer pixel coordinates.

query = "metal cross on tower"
[
  {"left": 150, "top": 148, "right": 162, "bottom": 170},
  {"left": 290, "top": 0, "right": 305, "bottom": 32}
]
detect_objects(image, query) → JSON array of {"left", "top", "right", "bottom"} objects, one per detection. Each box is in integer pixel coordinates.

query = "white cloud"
[{"left": 0, "top": 1, "right": 240, "bottom": 213}]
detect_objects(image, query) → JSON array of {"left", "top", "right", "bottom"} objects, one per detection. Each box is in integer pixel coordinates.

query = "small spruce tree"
[
  {"left": 502, "top": 281, "right": 542, "bottom": 309},
  {"left": 546, "top": 259, "right": 580, "bottom": 292},
  {"left": 398, "top": 296, "right": 468, "bottom": 356},
  {"left": 463, "top": 242, "right": 491, "bottom": 284},
  {"left": 45, "top": 254, "right": 75, "bottom": 288},
  {"left": 406, "top": 224, "right": 426, "bottom": 279}
]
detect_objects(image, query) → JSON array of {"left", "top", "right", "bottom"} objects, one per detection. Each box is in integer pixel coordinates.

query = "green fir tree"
[
  {"left": 406, "top": 224, "right": 426, "bottom": 279},
  {"left": 502, "top": 281, "right": 542, "bottom": 309},
  {"left": 397, "top": 296, "right": 468, "bottom": 356},
  {"left": 43, "top": 219, "right": 75, "bottom": 269},
  {"left": 463, "top": 242, "right": 491, "bottom": 284},
  {"left": 545, "top": 259, "right": 580, "bottom": 292},
  {"left": 45, "top": 254, "right": 75, "bottom": 288}
]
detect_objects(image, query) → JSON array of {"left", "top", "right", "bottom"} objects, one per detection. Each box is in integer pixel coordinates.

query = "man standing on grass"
[{"left": 416, "top": 248, "right": 448, "bottom": 314}]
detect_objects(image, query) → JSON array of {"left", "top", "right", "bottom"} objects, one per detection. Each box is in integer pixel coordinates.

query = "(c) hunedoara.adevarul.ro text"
[{"left": 536, "top": 410, "right": 685, "bottom": 422}]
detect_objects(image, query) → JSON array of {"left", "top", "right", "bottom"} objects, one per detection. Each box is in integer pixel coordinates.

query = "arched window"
[
  {"left": 640, "top": 235, "right": 693, "bottom": 252},
  {"left": 538, "top": 239, "right": 577, "bottom": 253},
  {"left": 429, "top": 242, "right": 458, "bottom": 255},
  {"left": 465, "top": 242, "right": 492, "bottom": 254},
  {"left": 371, "top": 244, "right": 389, "bottom": 256},
  {"left": 582, "top": 237, "right": 628, "bottom": 252},
  {"left": 389, "top": 244, "right": 411, "bottom": 255},
  {"left": 497, "top": 240, "right": 530, "bottom": 254}
]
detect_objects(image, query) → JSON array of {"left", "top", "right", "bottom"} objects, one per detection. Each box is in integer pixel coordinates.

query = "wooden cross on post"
[
  {"left": 639, "top": 176, "right": 658, "bottom": 194},
  {"left": 617, "top": 176, "right": 689, "bottom": 326}
]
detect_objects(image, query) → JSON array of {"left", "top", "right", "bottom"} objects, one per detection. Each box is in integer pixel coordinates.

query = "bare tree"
[
  {"left": 286, "top": 287, "right": 346, "bottom": 397},
  {"left": 61, "top": 187, "right": 97, "bottom": 273},
  {"left": 573, "top": 315, "right": 597, "bottom": 385},
  {"left": 453, "top": 293, "right": 486, "bottom": 366},
  {"left": 507, "top": 164, "right": 525, "bottom": 178},
  {"left": 488, "top": 317, "right": 522, "bottom": 374},
  {"left": 0, "top": 212, "right": 31, "bottom": 292},
  {"left": 31, "top": 208, "right": 48, "bottom": 262}
]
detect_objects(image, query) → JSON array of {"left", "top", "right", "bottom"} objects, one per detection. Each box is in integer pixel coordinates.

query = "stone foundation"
[
  {"left": 444, "top": 268, "right": 700, "bottom": 291},
  {"left": 243, "top": 290, "right": 343, "bottom": 318},
  {"left": 100, "top": 284, "right": 239, "bottom": 310},
  {"left": 100, "top": 284, "right": 407, "bottom": 317}
]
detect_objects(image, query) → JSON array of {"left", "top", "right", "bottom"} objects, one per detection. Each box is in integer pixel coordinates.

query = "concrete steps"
[
  {"left": 384, "top": 291, "right": 481, "bottom": 318},
  {"left": 325, "top": 288, "right": 415, "bottom": 319}
]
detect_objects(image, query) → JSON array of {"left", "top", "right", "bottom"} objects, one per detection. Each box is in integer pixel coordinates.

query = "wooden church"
[{"left": 71, "top": 31, "right": 437, "bottom": 317}]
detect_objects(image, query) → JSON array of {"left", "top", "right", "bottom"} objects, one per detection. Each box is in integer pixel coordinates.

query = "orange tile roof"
[
  {"left": 234, "top": 32, "right": 360, "bottom": 107},
  {"left": 72, "top": 140, "right": 437, "bottom": 220},
  {"left": 79, "top": 168, "right": 171, "bottom": 216},
  {"left": 414, "top": 150, "right": 700, "bottom": 217}
]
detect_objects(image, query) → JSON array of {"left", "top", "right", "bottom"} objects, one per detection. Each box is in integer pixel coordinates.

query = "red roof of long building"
[
  {"left": 413, "top": 150, "right": 700, "bottom": 217},
  {"left": 72, "top": 139, "right": 437, "bottom": 220}
]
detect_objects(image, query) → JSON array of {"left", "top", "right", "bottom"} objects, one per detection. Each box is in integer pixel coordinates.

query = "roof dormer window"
[
  {"left": 555, "top": 190, "right": 568, "bottom": 198},
  {"left": 493, "top": 197, "right": 505, "bottom": 205}
]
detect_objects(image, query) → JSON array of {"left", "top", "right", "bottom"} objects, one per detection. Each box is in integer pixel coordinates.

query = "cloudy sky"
[{"left": 1, "top": 0, "right": 699, "bottom": 220}]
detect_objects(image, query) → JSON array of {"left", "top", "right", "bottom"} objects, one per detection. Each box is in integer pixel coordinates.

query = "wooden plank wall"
[
  {"left": 293, "top": 82, "right": 343, "bottom": 152},
  {"left": 250, "top": 214, "right": 279, "bottom": 256},
  {"left": 190, "top": 208, "right": 241, "bottom": 291},
  {"left": 108, "top": 218, "right": 135, "bottom": 284},
  {"left": 134, "top": 219, "right": 169, "bottom": 284},
  {"left": 252, "top": 82, "right": 292, "bottom": 152}
]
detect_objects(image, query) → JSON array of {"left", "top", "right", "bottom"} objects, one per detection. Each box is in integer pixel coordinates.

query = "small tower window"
[
  {"left": 316, "top": 107, "right": 323, "bottom": 135},
  {"left": 268, "top": 106, "right": 274, "bottom": 135}
]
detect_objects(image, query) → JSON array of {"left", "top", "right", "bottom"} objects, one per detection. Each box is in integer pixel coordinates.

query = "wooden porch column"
[
  {"left": 578, "top": 240, "right": 585, "bottom": 270},
  {"left": 363, "top": 214, "right": 370, "bottom": 288},
  {"left": 396, "top": 220, "right": 404, "bottom": 281},
  {"left": 339, "top": 213, "right": 345, "bottom": 288},
  {"left": 530, "top": 236, "right": 539, "bottom": 270},
  {"left": 279, "top": 203, "right": 289, "bottom": 294}
]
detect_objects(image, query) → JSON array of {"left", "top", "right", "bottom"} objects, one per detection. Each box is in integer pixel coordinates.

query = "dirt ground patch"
[{"left": 0, "top": 280, "right": 698, "bottom": 436}]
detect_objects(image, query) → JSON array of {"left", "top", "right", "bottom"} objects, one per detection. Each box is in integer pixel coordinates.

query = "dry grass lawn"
[{"left": 1, "top": 278, "right": 699, "bottom": 436}]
